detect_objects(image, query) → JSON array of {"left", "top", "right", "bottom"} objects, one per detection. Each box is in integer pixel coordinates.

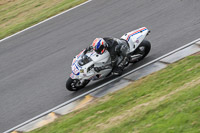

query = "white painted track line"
[{"left": 0, "top": 0, "right": 92, "bottom": 43}]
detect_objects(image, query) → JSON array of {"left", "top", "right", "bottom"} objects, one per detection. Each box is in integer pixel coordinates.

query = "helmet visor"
[{"left": 95, "top": 45, "right": 104, "bottom": 54}]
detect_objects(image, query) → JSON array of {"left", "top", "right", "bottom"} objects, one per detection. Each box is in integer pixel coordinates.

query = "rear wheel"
[
  {"left": 129, "top": 39, "right": 151, "bottom": 63},
  {"left": 66, "top": 77, "right": 90, "bottom": 91},
  {"left": 138, "top": 39, "right": 151, "bottom": 59}
]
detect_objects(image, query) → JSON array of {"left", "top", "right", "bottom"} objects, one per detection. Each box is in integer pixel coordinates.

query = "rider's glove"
[
  {"left": 83, "top": 49, "right": 87, "bottom": 55},
  {"left": 83, "top": 46, "right": 93, "bottom": 55}
]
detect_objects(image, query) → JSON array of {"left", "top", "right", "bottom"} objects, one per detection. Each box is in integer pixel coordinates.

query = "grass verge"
[
  {"left": 0, "top": 0, "right": 87, "bottom": 40},
  {"left": 30, "top": 53, "right": 200, "bottom": 133}
]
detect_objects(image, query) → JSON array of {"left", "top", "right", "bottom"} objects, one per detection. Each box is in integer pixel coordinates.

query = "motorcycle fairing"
[
  {"left": 70, "top": 50, "right": 111, "bottom": 80},
  {"left": 121, "top": 27, "right": 149, "bottom": 53}
]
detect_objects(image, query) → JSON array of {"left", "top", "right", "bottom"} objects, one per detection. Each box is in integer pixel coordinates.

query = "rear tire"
[
  {"left": 66, "top": 77, "right": 90, "bottom": 91},
  {"left": 129, "top": 39, "right": 151, "bottom": 63},
  {"left": 138, "top": 39, "right": 151, "bottom": 59}
]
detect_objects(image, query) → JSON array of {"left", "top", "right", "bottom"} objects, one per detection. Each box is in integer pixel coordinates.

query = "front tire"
[{"left": 66, "top": 77, "right": 90, "bottom": 91}]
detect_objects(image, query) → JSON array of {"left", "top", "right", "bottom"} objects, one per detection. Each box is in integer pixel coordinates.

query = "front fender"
[{"left": 70, "top": 73, "right": 79, "bottom": 79}]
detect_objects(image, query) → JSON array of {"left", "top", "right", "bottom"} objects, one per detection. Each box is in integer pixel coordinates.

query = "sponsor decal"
[{"left": 137, "top": 35, "right": 143, "bottom": 40}]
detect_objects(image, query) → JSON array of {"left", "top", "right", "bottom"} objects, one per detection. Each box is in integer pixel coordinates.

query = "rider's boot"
[
  {"left": 112, "top": 57, "right": 128, "bottom": 76},
  {"left": 112, "top": 66, "right": 123, "bottom": 76}
]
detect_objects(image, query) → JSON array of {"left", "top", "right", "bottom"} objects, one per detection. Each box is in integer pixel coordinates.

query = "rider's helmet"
[{"left": 92, "top": 38, "right": 106, "bottom": 54}]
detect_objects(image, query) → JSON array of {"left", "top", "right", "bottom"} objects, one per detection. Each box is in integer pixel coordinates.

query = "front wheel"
[{"left": 66, "top": 77, "right": 90, "bottom": 91}]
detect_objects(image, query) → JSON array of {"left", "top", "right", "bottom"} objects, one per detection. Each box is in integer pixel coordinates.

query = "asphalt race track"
[{"left": 1, "top": 0, "right": 200, "bottom": 132}]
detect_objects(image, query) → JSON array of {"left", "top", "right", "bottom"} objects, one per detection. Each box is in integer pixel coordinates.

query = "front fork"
[{"left": 70, "top": 73, "right": 90, "bottom": 86}]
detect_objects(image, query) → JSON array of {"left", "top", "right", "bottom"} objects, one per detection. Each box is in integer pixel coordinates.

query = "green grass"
[
  {"left": 0, "top": 0, "right": 87, "bottom": 39},
  {"left": 30, "top": 53, "right": 200, "bottom": 133}
]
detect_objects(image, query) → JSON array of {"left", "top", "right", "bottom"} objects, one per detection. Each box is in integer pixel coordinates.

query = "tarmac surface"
[{"left": 0, "top": 0, "right": 200, "bottom": 132}]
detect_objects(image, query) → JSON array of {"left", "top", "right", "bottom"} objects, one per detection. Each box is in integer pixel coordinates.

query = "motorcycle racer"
[
  {"left": 84, "top": 37, "right": 129, "bottom": 75},
  {"left": 66, "top": 27, "right": 151, "bottom": 91}
]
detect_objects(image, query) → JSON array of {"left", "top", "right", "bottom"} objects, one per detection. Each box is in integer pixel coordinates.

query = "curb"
[{"left": 7, "top": 39, "right": 200, "bottom": 133}]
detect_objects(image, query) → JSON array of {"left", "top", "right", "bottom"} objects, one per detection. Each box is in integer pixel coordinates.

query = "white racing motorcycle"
[{"left": 66, "top": 27, "right": 151, "bottom": 91}]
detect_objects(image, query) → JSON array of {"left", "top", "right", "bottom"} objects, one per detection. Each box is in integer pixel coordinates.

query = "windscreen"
[{"left": 78, "top": 55, "right": 92, "bottom": 66}]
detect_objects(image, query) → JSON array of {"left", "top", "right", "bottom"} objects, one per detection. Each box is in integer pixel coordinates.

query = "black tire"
[
  {"left": 66, "top": 77, "right": 90, "bottom": 91},
  {"left": 129, "top": 39, "right": 151, "bottom": 63},
  {"left": 138, "top": 39, "right": 151, "bottom": 59}
]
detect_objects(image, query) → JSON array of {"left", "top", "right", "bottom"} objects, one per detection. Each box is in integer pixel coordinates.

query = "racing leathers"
[{"left": 84, "top": 37, "right": 129, "bottom": 75}]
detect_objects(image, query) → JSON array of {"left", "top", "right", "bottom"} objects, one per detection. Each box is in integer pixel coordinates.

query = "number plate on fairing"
[{"left": 72, "top": 64, "right": 80, "bottom": 75}]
